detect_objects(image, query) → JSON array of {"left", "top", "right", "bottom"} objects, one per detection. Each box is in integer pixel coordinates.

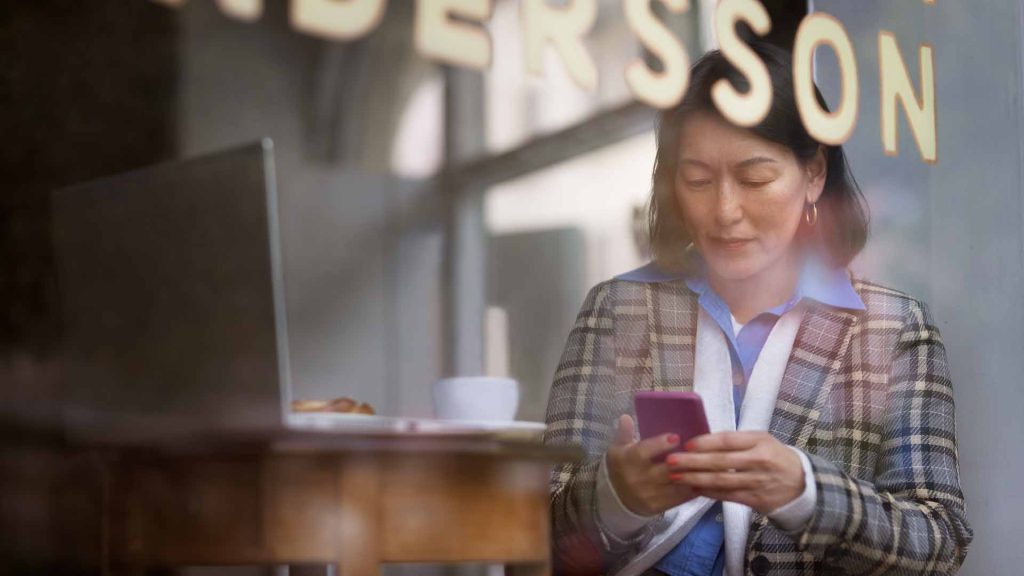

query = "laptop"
[{"left": 52, "top": 140, "right": 534, "bottom": 444}]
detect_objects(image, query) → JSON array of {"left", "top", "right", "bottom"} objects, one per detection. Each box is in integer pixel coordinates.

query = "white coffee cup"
[{"left": 432, "top": 377, "right": 519, "bottom": 422}]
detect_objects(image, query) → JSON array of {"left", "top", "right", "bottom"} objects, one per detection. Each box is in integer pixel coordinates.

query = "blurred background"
[{"left": 2, "top": 0, "right": 1023, "bottom": 574}]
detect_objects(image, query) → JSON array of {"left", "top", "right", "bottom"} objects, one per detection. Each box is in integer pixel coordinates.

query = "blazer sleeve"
[
  {"left": 792, "top": 298, "right": 974, "bottom": 574},
  {"left": 543, "top": 281, "right": 659, "bottom": 574}
]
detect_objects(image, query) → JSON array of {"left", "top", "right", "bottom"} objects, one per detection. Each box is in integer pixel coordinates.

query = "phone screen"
[{"left": 633, "top": 391, "right": 711, "bottom": 462}]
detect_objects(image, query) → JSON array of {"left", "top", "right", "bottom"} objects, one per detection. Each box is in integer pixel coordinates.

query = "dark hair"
[{"left": 648, "top": 42, "right": 869, "bottom": 271}]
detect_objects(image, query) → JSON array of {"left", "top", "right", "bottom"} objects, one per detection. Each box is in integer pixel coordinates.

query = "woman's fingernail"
[
  {"left": 669, "top": 473, "right": 684, "bottom": 482},
  {"left": 667, "top": 434, "right": 680, "bottom": 445},
  {"left": 684, "top": 439, "right": 696, "bottom": 451}
]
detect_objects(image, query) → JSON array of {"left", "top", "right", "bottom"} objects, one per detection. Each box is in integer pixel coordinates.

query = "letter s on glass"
[
  {"left": 711, "top": 0, "right": 772, "bottom": 128},
  {"left": 625, "top": 0, "right": 691, "bottom": 109}
]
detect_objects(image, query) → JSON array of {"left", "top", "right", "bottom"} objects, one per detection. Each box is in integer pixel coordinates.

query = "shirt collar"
[
  {"left": 616, "top": 246, "right": 865, "bottom": 313},
  {"left": 794, "top": 251, "right": 866, "bottom": 311}
]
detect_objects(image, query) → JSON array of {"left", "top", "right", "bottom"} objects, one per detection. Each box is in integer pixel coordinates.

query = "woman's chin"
[{"left": 705, "top": 258, "right": 766, "bottom": 283}]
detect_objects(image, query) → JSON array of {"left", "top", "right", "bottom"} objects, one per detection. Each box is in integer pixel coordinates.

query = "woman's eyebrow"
[
  {"left": 679, "top": 156, "right": 778, "bottom": 169},
  {"left": 679, "top": 158, "right": 710, "bottom": 168},
  {"left": 736, "top": 156, "right": 778, "bottom": 168}
]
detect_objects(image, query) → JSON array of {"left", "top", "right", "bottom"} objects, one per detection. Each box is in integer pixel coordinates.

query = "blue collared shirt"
[{"left": 615, "top": 250, "right": 864, "bottom": 576}]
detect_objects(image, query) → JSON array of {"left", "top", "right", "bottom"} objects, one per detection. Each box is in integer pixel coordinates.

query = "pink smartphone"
[{"left": 633, "top": 391, "right": 711, "bottom": 462}]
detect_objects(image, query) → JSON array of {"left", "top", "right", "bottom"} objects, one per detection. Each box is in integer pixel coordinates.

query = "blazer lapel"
[
  {"left": 745, "top": 301, "right": 859, "bottom": 552},
  {"left": 767, "top": 301, "right": 859, "bottom": 449},
  {"left": 641, "top": 287, "right": 859, "bottom": 443},
  {"left": 647, "top": 282, "right": 698, "bottom": 393}
]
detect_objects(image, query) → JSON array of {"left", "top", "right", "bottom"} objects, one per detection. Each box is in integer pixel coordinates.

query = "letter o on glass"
[{"left": 793, "top": 13, "right": 859, "bottom": 145}]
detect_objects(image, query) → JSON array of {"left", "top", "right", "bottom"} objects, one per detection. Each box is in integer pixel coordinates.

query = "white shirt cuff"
[
  {"left": 766, "top": 446, "right": 816, "bottom": 532},
  {"left": 595, "top": 453, "right": 657, "bottom": 538}
]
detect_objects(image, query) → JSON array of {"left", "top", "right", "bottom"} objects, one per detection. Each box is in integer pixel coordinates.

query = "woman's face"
[{"left": 674, "top": 112, "right": 826, "bottom": 283}]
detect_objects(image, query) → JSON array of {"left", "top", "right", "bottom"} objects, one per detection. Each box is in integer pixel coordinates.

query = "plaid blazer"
[{"left": 543, "top": 275, "right": 973, "bottom": 575}]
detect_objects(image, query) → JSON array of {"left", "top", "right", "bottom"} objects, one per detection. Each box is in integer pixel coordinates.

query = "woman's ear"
[{"left": 806, "top": 146, "right": 827, "bottom": 203}]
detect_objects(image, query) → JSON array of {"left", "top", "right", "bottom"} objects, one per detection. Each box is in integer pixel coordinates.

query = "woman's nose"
[{"left": 713, "top": 182, "right": 744, "bottom": 226}]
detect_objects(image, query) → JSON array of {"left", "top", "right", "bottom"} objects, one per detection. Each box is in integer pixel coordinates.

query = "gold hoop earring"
[{"left": 805, "top": 202, "right": 818, "bottom": 226}]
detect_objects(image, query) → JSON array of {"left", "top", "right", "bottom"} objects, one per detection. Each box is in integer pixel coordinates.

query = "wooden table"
[{"left": 98, "top": 431, "right": 578, "bottom": 576}]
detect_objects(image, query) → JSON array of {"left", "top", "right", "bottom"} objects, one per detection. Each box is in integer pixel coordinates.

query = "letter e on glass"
[{"left": 415, "top": 0, "right": 493, "bottom": 69}]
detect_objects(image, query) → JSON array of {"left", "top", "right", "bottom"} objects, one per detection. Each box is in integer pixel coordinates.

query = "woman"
[{"left": 543, "top": 43, "right": 972, "bottom": 576}]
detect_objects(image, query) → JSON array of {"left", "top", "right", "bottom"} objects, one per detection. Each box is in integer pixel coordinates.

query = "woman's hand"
[
  {"left": 665, "top": 431, "right": 805, "bottom": 514},
  {"left": 605, "top": 414, "right": 700, "bottom": 516}
]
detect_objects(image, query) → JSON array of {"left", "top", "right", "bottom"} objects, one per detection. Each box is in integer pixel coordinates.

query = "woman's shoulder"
[
  {"left": 578, "top": 275, "right": 668, "bottom": 309},
  {"left": 849, "top": 274, "right": 939, "bottom": 329},
  {"left": 612, "top": 261, "right": 687, "bottom": 284},
  {"left": 591, "top": 267, "right": 940, "bottom": 327},
  {"left": 575, "top": 266, "right": 693, "bottom": 316},
  {"left": 598, "top": 263, "right": 693, "bottom": 298}
]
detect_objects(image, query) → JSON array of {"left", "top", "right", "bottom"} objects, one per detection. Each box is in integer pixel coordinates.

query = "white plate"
[
  {"left": 288, "top": 412, "right": 416, "bottom": 433},
  {"left": 287, "top": 413, "right": 546, "bottom": 437},
  {"left": 415, "top": 419, "right": 546, "bottom": 432}
]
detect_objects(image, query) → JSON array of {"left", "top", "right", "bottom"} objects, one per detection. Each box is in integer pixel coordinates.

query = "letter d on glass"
[{"left": 151, "top": 0, "right": 263, "bottom": 21}]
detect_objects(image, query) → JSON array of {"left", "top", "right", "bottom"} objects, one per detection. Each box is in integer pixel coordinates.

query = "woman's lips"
[{"left": 713, "top": 238, "right": 753, "bottom": 251}]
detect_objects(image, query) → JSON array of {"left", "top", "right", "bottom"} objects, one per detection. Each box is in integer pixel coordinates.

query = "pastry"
[{"left": 291, "top": 397, "right": 376, "bottom": 415}]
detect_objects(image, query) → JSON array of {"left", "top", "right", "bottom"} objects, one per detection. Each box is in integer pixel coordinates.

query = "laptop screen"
[{"left": 51, "top": 140, "right": 291, "bottom": 442}]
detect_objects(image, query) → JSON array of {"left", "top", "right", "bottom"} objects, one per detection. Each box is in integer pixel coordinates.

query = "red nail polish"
[
  {"left": 684, "top": 439, "right": 696, "bottom": 451},
  {"left": 669, "top": 473, "right": 684, "bottom": 482},
  {"left": 667, "top": 434, "right": 680, "bottom": 445}
]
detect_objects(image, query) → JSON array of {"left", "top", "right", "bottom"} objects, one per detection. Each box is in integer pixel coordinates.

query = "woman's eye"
[
  {"left": 685, "top": 180, "right": 711, "bottom": 189},
  {"left": 741, "top": 180, "right": 772, "bottom": 189}
]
